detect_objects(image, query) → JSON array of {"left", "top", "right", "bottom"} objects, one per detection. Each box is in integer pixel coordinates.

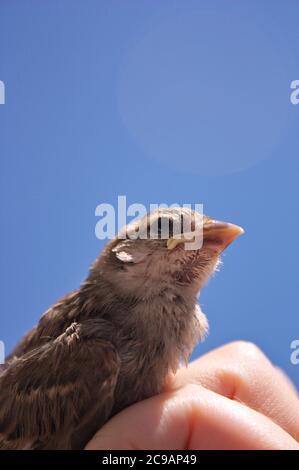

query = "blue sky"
[{"left": 0, "top": 0, "right": 298, "bottom": 386}]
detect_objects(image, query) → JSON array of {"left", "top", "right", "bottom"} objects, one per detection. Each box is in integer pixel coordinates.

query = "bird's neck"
[{"left": 80, "top": 277, "right": 202, "bottom": 368}]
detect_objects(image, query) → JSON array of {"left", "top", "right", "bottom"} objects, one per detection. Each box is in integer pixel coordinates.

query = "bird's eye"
[
  {"left": 151, "top": 216, "right": 174, "bottom": 238},
  {"left": 180, "top": 214, "right": 184, "bottom": 233}
]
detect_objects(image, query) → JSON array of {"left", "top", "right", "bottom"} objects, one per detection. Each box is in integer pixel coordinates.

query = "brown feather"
[{"left": 0, "top": 208, "right": 242, "bottom": 449}]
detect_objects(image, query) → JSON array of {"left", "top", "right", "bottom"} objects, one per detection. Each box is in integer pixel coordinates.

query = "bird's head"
[
  {"left": 92, "top": 207, "right": 243, "bottom": 298},
  {"left": 92, "top": 207, "right": 243, "bottom": 300}
]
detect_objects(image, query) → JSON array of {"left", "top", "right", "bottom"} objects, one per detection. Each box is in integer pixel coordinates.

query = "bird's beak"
[
  {"left": 203, "top": 221, "right": 244, "bottom": 251},
  {"left": 167, "top": 221, "right": 244, "bottom": 251},
  {"left": 167, "top": 236, "right": 191, "bottom": 250}
]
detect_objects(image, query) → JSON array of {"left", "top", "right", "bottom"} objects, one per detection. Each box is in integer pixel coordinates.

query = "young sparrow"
[{"left": 0, "top": 208, "right": 243, "bottom": 449}]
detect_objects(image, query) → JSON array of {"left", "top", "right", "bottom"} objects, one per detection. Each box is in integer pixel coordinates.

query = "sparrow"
[{"left": 0, "top": 208, "right": 243, "bottom": 449}]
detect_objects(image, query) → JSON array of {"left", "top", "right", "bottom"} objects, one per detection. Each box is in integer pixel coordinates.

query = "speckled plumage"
[{"left": 0, "top": 208, "right": 243, "bottom": 449}]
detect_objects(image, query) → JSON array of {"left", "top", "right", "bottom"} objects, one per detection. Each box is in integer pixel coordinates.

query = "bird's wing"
[
  {"left": 0, "top": 319, "right": 120, "bottom": 449},
  {"left": 6, "top": 291, "right": 81, "bottom": 360}
]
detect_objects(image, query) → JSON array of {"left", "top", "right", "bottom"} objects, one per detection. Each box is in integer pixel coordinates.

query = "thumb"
[{"left": 85, "top": 384, "right": 299, "bottom": 450}]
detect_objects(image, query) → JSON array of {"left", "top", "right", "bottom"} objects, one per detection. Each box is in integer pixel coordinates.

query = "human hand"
[{"left": 86, "top": 341, "right": 299, "bottom": 450}]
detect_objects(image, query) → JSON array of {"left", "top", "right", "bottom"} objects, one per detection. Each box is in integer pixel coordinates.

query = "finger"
[
  {"left": 86, "top": 384, "right": 299, "bottom": 450},
  {"left": 166, "top": 341, "right": 299, "bottom": 442}
]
